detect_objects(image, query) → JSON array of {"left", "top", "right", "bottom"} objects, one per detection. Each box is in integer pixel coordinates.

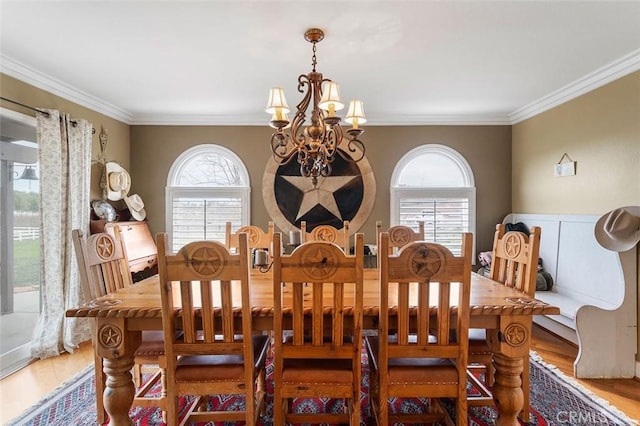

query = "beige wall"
[
  {"left": 512, "top": 72, "right": 640, "bottom": 213},
  {"left": 1, "top": 73, "right": 131, "bottom": 205},
  {"left": 512, "top": 71, "right": 640, "bottom": 362},
  {"left": 130, "top": 125, "right": 512, "bottom": 252}
]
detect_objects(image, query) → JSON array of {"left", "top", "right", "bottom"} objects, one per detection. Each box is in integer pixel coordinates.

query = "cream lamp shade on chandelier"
[{"left": 266, "top": 28, "right": 367, "bottom": 187}]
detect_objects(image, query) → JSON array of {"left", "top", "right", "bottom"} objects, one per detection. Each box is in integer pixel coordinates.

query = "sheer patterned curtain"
[{"left": 31, "top": 109, "right": 92, "bottom": 358}]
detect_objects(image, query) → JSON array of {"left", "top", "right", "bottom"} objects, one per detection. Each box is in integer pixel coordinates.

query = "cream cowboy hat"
[
  {"left": 124, "top": 194, "right": 147, "bottom": 221},
  {"left": 106, "top": 162, "right": 131, "bottom": 201},
  {"left": 595, "top": 206, "right": 640, "bottom": 252}
]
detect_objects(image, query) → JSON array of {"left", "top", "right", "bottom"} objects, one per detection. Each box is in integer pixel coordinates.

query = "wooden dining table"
[{"left": 66, "top": 268, "right": 559, "bottom": 426}]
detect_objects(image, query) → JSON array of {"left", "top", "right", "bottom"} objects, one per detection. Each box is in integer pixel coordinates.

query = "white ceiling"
[{"left": 1, "top": 1, "right": 639, "bottom": 126}]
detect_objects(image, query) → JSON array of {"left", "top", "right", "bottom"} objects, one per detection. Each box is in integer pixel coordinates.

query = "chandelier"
[{"left": 266, "top": 28, "right": 366, "bottom": 186}]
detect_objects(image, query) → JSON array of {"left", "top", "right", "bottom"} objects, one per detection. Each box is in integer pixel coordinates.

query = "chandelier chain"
[{"left": 311, "top": 42, "right": 318, "bottom": 72}]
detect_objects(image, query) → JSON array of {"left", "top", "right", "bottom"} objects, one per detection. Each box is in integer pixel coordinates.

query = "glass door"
[{"left": 0, "top": 109, "right": 40, "bottom": 378}]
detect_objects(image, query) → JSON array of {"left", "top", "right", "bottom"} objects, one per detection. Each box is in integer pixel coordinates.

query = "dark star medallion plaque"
[{"left": 262, "top": 147, "right": 376, "bottom": 235}]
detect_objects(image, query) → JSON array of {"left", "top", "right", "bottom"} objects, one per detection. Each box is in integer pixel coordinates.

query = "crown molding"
[
  {"left": 0, "top": 55, "right": 133, "bottom": 124},
  {"left": 365, "top": 114, "right": 512, "bottom": 126},
  {"left": 130, "top": 113, "right": 267, "bottom": 126},
  {"left": 131, "top": 112, "right": 512, "bottom": 126},
  {"left": 509, "top": 48, "right": 640, "bottom": 124},
  {"left": 3, "top": 50, "right": 638, "bottom": 127}
]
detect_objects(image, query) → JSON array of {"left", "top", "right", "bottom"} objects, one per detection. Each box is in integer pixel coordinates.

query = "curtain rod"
[
  {"left": 1, "top": 96, "right": 96, "bottom": 134},
  {"left": 1, "top": 96, "right": 50, "bottom": 117}
]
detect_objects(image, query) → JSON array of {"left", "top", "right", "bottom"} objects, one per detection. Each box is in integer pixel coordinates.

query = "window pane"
[
  {"left": 1, "top": 112, "right": 41, "bottom": 377},
  {"left": 397, "top": 153, "right": 465, "bottom": 187},
  {"left": 399, "top": 196, "right": 469, "bottom": 255},
  {"left": 175, "top": 154, "right": 243, "bottom": 187},
  {"left": 171, "top": 197, "right": 242, "bottom": 251}
]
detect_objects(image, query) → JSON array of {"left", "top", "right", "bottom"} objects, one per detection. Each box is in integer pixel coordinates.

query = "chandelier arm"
[
  {"left": 270, "top": 132, "right": 296, "bottom": 162},
  {"left": 322, "top": 128, "right": 338, "bottom": 159},
  {"left": 320, "top": 162, "right": 332, "bottom": 177},
  {"left": 336, "top": 137, "right": 366, "bottom": 163},
  {"left": 290, "top": 74, "right": 312, "bottom": 145}
]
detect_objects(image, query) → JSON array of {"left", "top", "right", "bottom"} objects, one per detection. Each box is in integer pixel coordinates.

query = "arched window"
[
  {"left": 166, "top": 144, "right": 250, "bottom": 252},
  {"left": 390, "top": 144, "right": 476, "bottom": 255}
]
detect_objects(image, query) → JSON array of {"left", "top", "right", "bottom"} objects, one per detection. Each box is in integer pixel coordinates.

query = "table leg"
[
  {"left": 492, "top": 353, "right": 524, "bottom": 426},
  {"left": 103, "top": 355, "right": 136, "bottom": 426},
  {"left": 95, "top": 317, "right": 141, "bottom": 426},
  {"left": 487, "top": 315, "right": 532, "bottom": 426}
]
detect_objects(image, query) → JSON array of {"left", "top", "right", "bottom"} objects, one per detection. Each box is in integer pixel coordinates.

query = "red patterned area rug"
[{"left": 8, "top": 351, "right": 637, "bottom": 425}]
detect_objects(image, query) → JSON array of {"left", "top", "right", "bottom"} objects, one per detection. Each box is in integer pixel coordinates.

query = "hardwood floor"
[
  {"left": 1, "top": 326, "right": 639, "bottom": 424},
  {"left": 528, "top": 324, "right": 640, "bottom": 421},
  {"left": 0, "top": 341, "right": 94, "bottom": 424}
]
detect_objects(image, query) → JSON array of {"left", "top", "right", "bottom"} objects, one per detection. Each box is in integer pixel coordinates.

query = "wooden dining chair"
[
  {"left": 467, "top": 224, "right": 541, "bottom": 422},
  {"left": 375, "top": 220, "right": 425, "bottom": 253},
  {"left": 300, "top": 220, "right": 350, "bottom": 252},
  {"left": 225, "top": 221, "right": 275, "bottom": 257},
  {"left": 365, "top": 231, "right": 473, "bottom": 426},
  {"left": 156, "top": 232, "right": 270, "bottom": 425},
  {"left": 71, "top": 229, "right": 167, "bottom": 424},
  {"left": 272, "top": 232, "right": 364, "bottom": 425}
]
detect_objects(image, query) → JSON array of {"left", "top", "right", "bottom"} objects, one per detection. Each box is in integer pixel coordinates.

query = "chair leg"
[
  {"left": 93, "top": 353, "right": 106, "bottom": 424},
  {"left": 257, "top": 367, "right": 267, "bottom": 416},
  {"left": 378, "top": 387, "right": 388, "bottom": 426},
  {"left": 167, "top": 392, "right": 179, "bottom": 426},
  {"left": 273, "top": 387, "right": 284, "bottom": 426},
  {"left": 457, "top": 395, "right": 468, "bottom": 426},
  {"left": 486, "top": 360, "right": 495, "bottom": 386},
  {"left": 132, "top": 363, "right": 142, "bottom": 388},
  {"left": 245, "top": 387, "right": 255, "bottom": 425},
  {"left": 350, "top": 393, "right": 360, "bottom": 425},
  {"left": 520, "top": 356, "right": 531, "bottom": 422}
]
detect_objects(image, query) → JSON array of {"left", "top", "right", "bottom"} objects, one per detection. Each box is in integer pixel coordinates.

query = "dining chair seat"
[
  {"left": 282, "top": 358, "right": 354, "bottom": 383},
  {"left": 134, "top": 331, "right": 166, "bottom": 355},
  {"left": 174, "top": 335, "right": 270, "bottom": 382}
]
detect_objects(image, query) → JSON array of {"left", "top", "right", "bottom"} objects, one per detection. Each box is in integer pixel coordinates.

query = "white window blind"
[
  {"left": 391, "top": 144, "right": 476, "bottom": 258},
  {"left": 398, "top": 195, "right": 470, "bottom": 255},
  {"left": 166, "top": 145, "right": 250, "bottom": 252},
  {"left": 171, "top": 196, "right": 242, "bottom": 252}
]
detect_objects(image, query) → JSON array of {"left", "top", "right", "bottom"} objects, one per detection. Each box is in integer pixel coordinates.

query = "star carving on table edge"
[
  {"left": 504, "top": 324, "right": 527, "bottom": 346},
  {"left": 282, "top": 175, "right": 357, "bottom": 221},
  {"left": 100, "top": 325, "right": 122, "bottom": 347}
]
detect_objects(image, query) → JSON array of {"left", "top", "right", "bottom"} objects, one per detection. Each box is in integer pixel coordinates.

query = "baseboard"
[{"left": 636, "top": 360, "right": 640, "bottom": 380}]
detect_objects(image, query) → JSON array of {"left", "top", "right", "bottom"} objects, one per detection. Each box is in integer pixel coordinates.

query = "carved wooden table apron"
[{"left": 66, "top": 270, "right": 559, "bottom": 426}]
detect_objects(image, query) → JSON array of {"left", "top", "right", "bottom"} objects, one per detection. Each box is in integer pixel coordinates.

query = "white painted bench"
[{"left": 505, "top": 213, "right": 637, "bottom": 378}]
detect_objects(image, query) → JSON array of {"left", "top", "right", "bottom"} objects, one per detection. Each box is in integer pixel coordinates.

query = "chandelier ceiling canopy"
[{"left": 266, "top": 28, "right": 366, "bottom": 187}]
